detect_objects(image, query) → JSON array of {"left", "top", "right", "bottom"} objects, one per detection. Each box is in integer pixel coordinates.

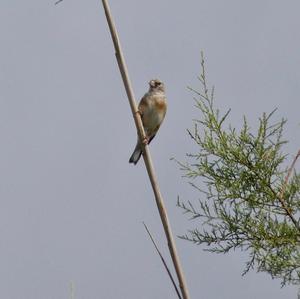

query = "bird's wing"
[{"left": 138, "top": 95, "right": 149, "bottom": 118}]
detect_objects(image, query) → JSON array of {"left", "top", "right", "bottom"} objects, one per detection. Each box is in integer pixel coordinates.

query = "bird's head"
[{"left": 149, "top": 79, "right": 165, "bottom": 93}]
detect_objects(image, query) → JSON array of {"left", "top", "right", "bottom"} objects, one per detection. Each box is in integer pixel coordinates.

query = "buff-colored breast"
[{"left": 139, "top": 94, "right": 167, "bottom": 138}]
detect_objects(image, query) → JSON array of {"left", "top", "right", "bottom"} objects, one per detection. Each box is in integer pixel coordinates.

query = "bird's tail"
[{"left": 129, "top": 143, "right": 142, "bottom": 165}]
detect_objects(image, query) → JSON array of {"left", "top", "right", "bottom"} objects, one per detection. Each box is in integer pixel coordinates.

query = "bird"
[{"left": 129, "top": 79, "right": 167, "bottom": 165}]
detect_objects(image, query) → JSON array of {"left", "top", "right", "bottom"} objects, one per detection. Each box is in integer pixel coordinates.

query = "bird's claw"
[
  {"left": 135, "top": 110, "right": 142, "bottom": 117},
  {"left": 142, "top": 136, "right": 149, "bottom": 145}
]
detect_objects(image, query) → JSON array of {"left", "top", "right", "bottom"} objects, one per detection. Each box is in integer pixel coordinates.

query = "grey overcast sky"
[{"left": 0, "top": 0, "right": 299, "bottom": 298}]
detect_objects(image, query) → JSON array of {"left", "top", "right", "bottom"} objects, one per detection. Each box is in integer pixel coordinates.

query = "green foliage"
[{"left": 177, "top": 52, "right": 300, "bottom": 286}]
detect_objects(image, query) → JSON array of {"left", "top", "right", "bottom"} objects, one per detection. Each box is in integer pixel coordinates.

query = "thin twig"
[
  {"left": 278, "top": 149, "right": 300, "bottom": 229},
  {"left": 101, "top": 1, "right": 190, "bottom": 299},
  {"left": 54, "top": 0, "right": 64, "bottom": 5},
  {"left": 143, "top": 222, "right": 183, "bottom": 299},
  {"left": 70, "top": 281, "right": 75, "bottom": 299}
]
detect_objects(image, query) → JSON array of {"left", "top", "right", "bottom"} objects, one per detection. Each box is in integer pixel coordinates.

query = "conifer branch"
[{"left": 278, "top": 150, "right": 300, "bottom": 228}]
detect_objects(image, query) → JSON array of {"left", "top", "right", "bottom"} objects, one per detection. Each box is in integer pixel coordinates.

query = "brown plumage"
[{"left": 129, "top": 79, "right": 167, "bottom": 165}]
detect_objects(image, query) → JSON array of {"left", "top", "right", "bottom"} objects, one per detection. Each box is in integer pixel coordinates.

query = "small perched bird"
[{"left": 129, "top": 79, "right": 167, "bottom": 165}]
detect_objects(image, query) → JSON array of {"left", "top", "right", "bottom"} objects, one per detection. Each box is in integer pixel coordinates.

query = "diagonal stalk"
[
  {"left": 143, "top": 222, "right": 182, "bottom": 299},
  {"left": 101, "top": 1, "right": 190, "bottom": 298}
]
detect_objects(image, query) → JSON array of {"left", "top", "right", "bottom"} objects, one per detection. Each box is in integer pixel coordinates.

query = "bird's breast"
[{"left": 143, "top": 95, "right": 167, "bottom": 134}]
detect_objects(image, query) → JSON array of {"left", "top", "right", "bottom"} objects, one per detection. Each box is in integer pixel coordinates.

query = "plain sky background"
[{"left": 0, "top": 0, "right": 299, "bottom": 298}]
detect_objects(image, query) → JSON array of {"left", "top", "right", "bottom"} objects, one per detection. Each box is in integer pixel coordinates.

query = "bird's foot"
[
  {"left": 142, "top": 136, "right": 149, "bottom": 145},
  {"left": 134, "top": 110, "right": 142, "bottom": 117}
]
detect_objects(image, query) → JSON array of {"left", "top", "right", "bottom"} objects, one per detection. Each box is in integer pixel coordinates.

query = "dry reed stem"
[{"left": 101, "top": 1, "right": 190, "bottom": 298}]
